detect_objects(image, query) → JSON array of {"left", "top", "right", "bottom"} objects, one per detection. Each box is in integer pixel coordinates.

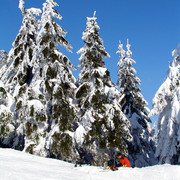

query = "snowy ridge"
[{"left": 0, "top": 148, "right": 180, "bottom": 180}]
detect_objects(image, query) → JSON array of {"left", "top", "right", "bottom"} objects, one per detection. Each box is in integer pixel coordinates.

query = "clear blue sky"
[{"left": 0, "top": 0, "right": 180, "bottom": 125}]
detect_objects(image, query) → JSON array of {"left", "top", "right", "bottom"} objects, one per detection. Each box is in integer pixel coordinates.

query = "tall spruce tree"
[
  {"left": 75, "top": 12, "right": 131, "bottom": 165},
  {"left": 117, "top": 40, "right": 156, "bottom": 167},
  {"left": 2, "top": 0, "right": 41, "bottom": 87},
  {"left": 149, "top": 44, "right": 180, "bottom": 164},
  {"left": 0, "top": 0, "right": 41, "bottom": 150},
  {"left": 24, "top": 0, "right": 78, "bottom": 161}
]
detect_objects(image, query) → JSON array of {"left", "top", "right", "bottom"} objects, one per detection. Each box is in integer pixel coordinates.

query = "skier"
[{"left": 116, "top": 152, "right": 130, "bottom": 167}]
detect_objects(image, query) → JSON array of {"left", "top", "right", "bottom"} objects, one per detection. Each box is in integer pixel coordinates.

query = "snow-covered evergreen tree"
[
  {"left": 24, "top": 0, "right": 78, "bottom": 161},
  {"left": 75, "top": 12, "right": 131, "bottom": 165},
  {"left": 149, "top": 44, "right": 180, "bottom": 164},
  {"left": 2, "top": 0, "right": 41, "bottom": 87},
  {"left": 0, "top": 0, "right": 41, "bottom": 150},
  {"left": 117, "top": 40, "right": 156, "bottom": 167}
]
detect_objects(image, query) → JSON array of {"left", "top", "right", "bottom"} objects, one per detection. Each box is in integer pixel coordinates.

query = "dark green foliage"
[
  {"left": 138, "top": 118, "right": 148, "bottom": 129},
  {"left": 93, "top": 71, "right": 100, "bottom": 78},
  {"left": 46, "top": 65, "right": 57, "bottom": 79},
  {"left": 14, "top": 57, "right": 20, "bottom": 67},
  {"left": 45, "top": 80, "right": 53, "bottom": 95},
  {"left": 0, "top": 113, "right": 13, "bottom": 137},
  {"left": 76, "top": 84, "right": 90, "bottom": 99},
  {"left": 28, "top": 48, "right": 33, "bottom": 61},
  {"left": 30, "top": 106, "right": 34, "bottom": 117},
  {"left": 40, "top": 68, "right": 43, "bottom": 77},
  {"left": 18, "top": 74, "right": 27, "bottom": 86},
  {"left": 82, "top": 72, "right": 90, "bottom": 81},
  {"left": 54, "top": 87, "right": 63, "bottom": 99},
  {"left": 107, "top": 111, "right": 128, "bottom": 153},
  {"left": 45, "top": 22, "right": 50, "bottom": 31},
  {"left": 36, "top": 113, "right": 46, "bottom": 122},
  {"left": 59, "top": 116, "right": 72, "bottom": 132},
  {"left": 40, "top": 35, "right": 50, "bottom": 46},
  {"left": 51, "top": 132, "right": 74, "bottom": 159},
  {"left": 50, "top": 53, "right": 58, "bottom": 62},
  {"left": 14, "top": 45, "right": 21, "bottom": 56},
  {"left": 38, "top": 94, "right": 44, "bottom": 100},
  {"left": 91, "top": 91, "right": 107, "bottom": 113},
  {"left": 0, "top": 87, "right": 7, "bottom": 98},
  {"left": 18, "top": 86, "right": 26, "bottom": 97},
  {"left": 42, "top": 47, "right": 49, "bottom": 57},
  {"left": 50, "top": 42, "right": 55, "bottom": 50},
  {"left": 16, "top": 101, "right": 22, "bottom": 111},
  {"left": 52, "top": 100, "right": 74, "bottom": 132},
  {"left": 25, "top": 122, "right": 32, "bottom": 137},
  {"left": 58, "top": 133, "right": 72, "bottom": 156},
  {"left": 25, "top": 144, "right": 35, "bottom": 154},
  {"left": 86, "top": 117, "right": 107, "bottom": 149},
  {"left": 25, "top": 121, "right": 38, "bottom": 137},
  {"left": 32, "top": 124, "right": 38, "bottom": 132},
  {"left": 14, "top": 34, "right": 22, "bottom": 46},
  {"left": 63, "top": 56, "right": 68, "bottom": 64},
  {"left": 83, "top": 98, "right": 90, "bottom": 109},
  {"left": 95, "top": 79, "right": 100, "bottom": 87},
  {"left": 26, "top": 65, "right": 33, "bottom": 85},
  {"left": 105, "top": 70, "right": 110, "bottom": 77}
]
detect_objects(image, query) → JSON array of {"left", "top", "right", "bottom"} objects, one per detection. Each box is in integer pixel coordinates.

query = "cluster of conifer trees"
[{"left": 1, "top": 0, "right": 179, "bottom": 166}]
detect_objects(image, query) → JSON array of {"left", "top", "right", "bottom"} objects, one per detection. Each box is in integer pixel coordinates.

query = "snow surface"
[{"left": 0, "top": 148, "right": 180, "bottom": 180}]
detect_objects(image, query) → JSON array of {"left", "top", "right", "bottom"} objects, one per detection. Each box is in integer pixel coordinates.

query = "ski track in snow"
[{"left": 0, "top": 148, "right": 180, "bottom": 180}]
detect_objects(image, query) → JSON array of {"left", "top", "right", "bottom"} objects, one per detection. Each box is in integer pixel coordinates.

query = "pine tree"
[
  {"left": 2, "top": 0, "right": 41, "bottom": 87},
  {"left": 0, "top": 0, "right": 41, "bottom": 150},
  {"left": 149, "top": 44, "right": 180, "bottom": 164},
  {"left": 117, "top": 40, "right": 156, "bottom": 167},
  {"left": 75, "top": 12, "right": 131, "bottom": 165},
  {"left": 24, "top": 0, "right": 78, "bottom": 161}
]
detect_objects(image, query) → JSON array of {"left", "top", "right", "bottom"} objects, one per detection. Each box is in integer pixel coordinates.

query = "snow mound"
[{"left": 0, "top": 148, "right": 180, "bottom": 180}]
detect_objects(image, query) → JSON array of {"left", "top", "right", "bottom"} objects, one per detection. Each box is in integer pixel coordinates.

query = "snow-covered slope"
[{"left": 0, "top": 148, "right": 180, "bottom": 180}]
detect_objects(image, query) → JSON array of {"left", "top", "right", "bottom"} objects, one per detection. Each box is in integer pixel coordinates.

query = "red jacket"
[{"left": 118, "top": 156, "right": 130, "bottom": 167}]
